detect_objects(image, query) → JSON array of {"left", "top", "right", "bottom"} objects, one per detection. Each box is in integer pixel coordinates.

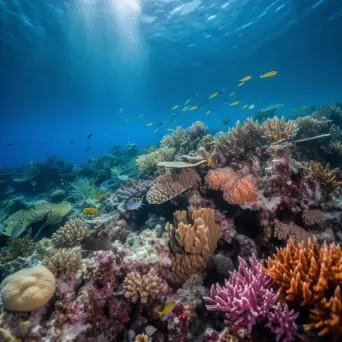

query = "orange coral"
[
  {"left": 305, "top": 286, "right": 342, "bottom": 341},
  {"left": 205, "top": 168, "right": 258, "bottom": 204},
  {"left": 83, "top": 207, "right": 100, "bottom": 215},
  {"left": 266, "top": 239, "right": 342, "bottom": 340}
]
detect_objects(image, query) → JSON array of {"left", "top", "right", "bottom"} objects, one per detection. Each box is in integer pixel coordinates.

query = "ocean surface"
[{"left": 1, "top": 0, "right": 342, "bottom": 168}]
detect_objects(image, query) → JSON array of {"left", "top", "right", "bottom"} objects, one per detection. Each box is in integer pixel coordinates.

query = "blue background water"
[{"left": 1, "top": 0, "right": 342, "bottom": 168}]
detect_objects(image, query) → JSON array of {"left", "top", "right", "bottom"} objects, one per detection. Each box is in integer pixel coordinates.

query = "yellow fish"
[
  {"left": 230, "top": 101, "right": 239, "bottom": 106},
  {"left": 229, "top": 92, "right": 235, "bottom": 96},
  {"left": 193, "top": 137, "right": 200, "bottom": 143},
  {"left": 195, "top": 123, "right": 203, "bottom": 127},
  {"left": 172, "top": 105, "right": 179, "bottom": 110},
  {"left": 206, "top": 111, "right": 211, "bottom": 116},
  {"left": 167, "top": 128, "right": 173, "bottom": 131},
  {"left": 119, "top": 108, "right": 123, "bottom": 114},
  {"left": 139, "top": 113, "right": 144, "bottom": 118},
  {"left": 179, "top": 140, "right": 187, "bottom": 146},
  {"left": 209, "top": 90, "right": 223, "bottom": 99},
  {"left": 240, "top": 76, "right": 252, "bottom": 82},
  {"left": 146, "top": 123, "right": 153, "bottom": 126},
  {"left": 292, "top": 106, "right": 306, "bottom": 111},
  {"left": 184, "top": 99, "right": 191, "bottom": 105},
  {"left": 189, "top": 106, "right": 198, "bottom": 111},
  {"left": 242, "top": 105, "right": 248, "bottom": 109},
  {"left": 158, "top": 301, "right": 176, "bottom": 316},
  {"left": 153, "top": 128, "right": 159, "bottom": 133},
  {"left": 237, "top": 82, "right": 244, "bottom": 87},
  {"left": 260, "top": 71, "right": 278, "bottom": 78},
  {"left": 182, "top": 106, "right": 188, "bottom": 112},
  {"left": 206, "top": 141, "right": 215, "bottom": 145},
  {"left": 127, "top": 145, "right": 135, "bottom": 150},
  {"left": 207, "top": 158, "right": 213, "bottom": 165}
]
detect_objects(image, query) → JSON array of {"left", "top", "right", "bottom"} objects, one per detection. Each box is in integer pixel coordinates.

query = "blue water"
[{"left": 1, "top": 0, "right": 342, "bottom": 168}]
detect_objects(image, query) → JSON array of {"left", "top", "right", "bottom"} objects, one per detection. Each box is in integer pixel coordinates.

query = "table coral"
[
  {"left": 123, "top": 268, "right": 168, "bottom": 304},
  {"left": 51, "top": 219, "right": 90, "bottom": 248}
]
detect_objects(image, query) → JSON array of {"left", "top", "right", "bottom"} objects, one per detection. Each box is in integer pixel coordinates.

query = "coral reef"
[
  {"left": 44, "top": 248, "right": 82, "bottom": 276},
  {"left": 261, "top": 116, "right": 298, "bottom": 143}
]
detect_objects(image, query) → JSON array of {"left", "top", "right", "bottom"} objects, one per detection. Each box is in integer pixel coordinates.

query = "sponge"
[{"left": 0, "top": 266, "right": 56, "bottom": 312}]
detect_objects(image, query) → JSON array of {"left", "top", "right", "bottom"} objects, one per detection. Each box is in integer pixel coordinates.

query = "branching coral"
[
  {"left": 116, "top": 178, "right": 153, "bottom": 199},
  {"left": 312, "top": 103, "right": 342, "bottom": 122},
  {"left": 206, "top": 168, "right": 258, "bottom": 205},
  {"left": 329, "top": 140, "right": 342, "bottom": 154},
  {"left": 295, "top": 116, "right": 330, "bottom": 137},
  {"left": 44, "top": 248, "right": 82, "bottom": 276},
  {"left": 51, "top": 219, "right": 89, "bottom": 248},
  {"left": 146, "top": 169, "right": 200, "bottom": 204},
  {"left": 186, "top": 121, "right": 207, "bottom": 140},
  {"left": 136, "top": 146, "right": 176, "bottom": 174},
  {"left": 123, "top": 268, "right": 168, "bottom": 304},
  {"left": 262, "top": 116, "right": 298, "bottom": 143},
  {"left": 308, "top": 161, "right": 342, "bottom": 190},
  {"left": 161, "top": 126, "right": 186, "bottom": 148},
  {"left": 214, "top": 119, "right": 262, "bottom": 162},
  {"left": 166, "top": 208, "right": 221, "bottom": 283},
  {"left": 205, "top": 255, "right": 300, "bottom": 340}
]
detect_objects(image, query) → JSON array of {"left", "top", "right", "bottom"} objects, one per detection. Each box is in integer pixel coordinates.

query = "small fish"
[
  {"left": 171, "top": 113, "right": 178, "bottom": 118},
  {"left": 87, "top": 134, "right": 93, "bottom": 140},
  {"left": 172, "top": 105, "right": 179, "bottom": 110},
  {"left": 7, "top": 143, "right": 14, "bottom": 146},
  {"left": 126, "top": 197, "right": 144, "bottom": 210},
  {"left": 209, "top": 90, "right": 224, "bottom": 99},
  {"left": 179, "top": 140, "right": 187, "bottom": 146},
  {"left": 206, "top": 111, "right": 211, "bottom": 116},
  {"left": 247, "top": 104, "right": 255, "bottom": 110},
  {"left": 119, "top": 108, "right": 124, "bottom": 114},
  {"left": 86, "top": 147, "right": 90, "bottom": 152},
  {"left": 230, "top": 101, "right": 239, "bottom": 106},
  {"left": 184, "top": 98, "right": 191, "bottom": 105},
  {"left": 237, "top": 82, "right": 244, "bottom": 87},
  {"left": 127, "top": 145, "right": 135, "bottom": 150},
  {"left": 206, "top": 141, "right": 215, "bottom": 145},
  {"left": 31, "top": 181, "right": 36, "bottom": 187},
  {"left": 167, "top": 128, "right": 173, "bottom": 131},
  {"left": 153, "top": 128, "right": 159, "bottom": 133},
  {"left": 189, "top": 106, "right": 198, "bottom": 111},
  {"left": 193, "top": 137, "right": 200, "bottom": 143},
  {"left": 240, "top": 76, "right": 252, "bottom": 82},
  {"left": 146, "top": 123, "right": 153, "bottom": 126},
  {"left": 124, "top": 119, "right": 129, "bottom": 124},
  {"left": 195, "top": 123, "right": 203, "bottom": 127},
  {"left": 292, "top": 106, "right": 306, "bottom": 111},
  {"left": 229, "top": 92, "right": 235, "bottom": 96},
  {"left": 182, "top": 106, "right": 189, "bottom": 112},
  {"left": 158, "top": 301, "right": 176, "bottom": 316},
  {"left": 139, "top": 113, "right": 144, "bottom": 118},
  {"left": 207, "top": 158, "right": 213, "bottom": 166},
  {"left": 69, "top": 140, "right": 73, "bottom": 144},
  {"left": 260, "top": 71, "right": 278, "bottom": 78},
  {"left": 242, "top": 104, "right": 248, "bottom": 109},
  {"left": 11, "top": 222, "right": 28, "bottom": 239},
  {"left": 157, "top": 122, "right": 164, "bottom": 126}
]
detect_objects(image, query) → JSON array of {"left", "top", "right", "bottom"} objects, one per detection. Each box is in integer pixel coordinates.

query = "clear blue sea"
[{"left": 1, "top": 0, "right": 342, "bottom": 168}]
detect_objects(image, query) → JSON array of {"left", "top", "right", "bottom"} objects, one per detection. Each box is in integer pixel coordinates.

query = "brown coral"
[
  {"left": 262, "top": 116, "right": 298, "bottom": 143},
  {"left": 51, "top": 219, "right": 89, "bottom": 248},
  {"left": 265, "top": 239, "right": 342, "bottom": 306},
  {"left": 273, "top": 220, "right": 314, "bottom": 244},
  {"left": 305, "top": 286, "right": 342, "bottom": 341},
  {"left": 302, "top": 209, "right": 325, "bottom": 228},
  {"left": 308, "top": 161, "right": 342, "bottom": 190},
  {"left": 123, "top": 268, "right": 168, "bottom": 304},
  {"left": 146, "top": 169, "right": 200, "bottom": 204}
]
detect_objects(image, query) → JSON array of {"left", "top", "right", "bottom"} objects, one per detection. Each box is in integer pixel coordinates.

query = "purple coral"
[
  {"left": 116, "top": 178, "right": 153, "bottom": 199},
  {"left": 204, "top": 255, "right": 300, "bottom": 341}
]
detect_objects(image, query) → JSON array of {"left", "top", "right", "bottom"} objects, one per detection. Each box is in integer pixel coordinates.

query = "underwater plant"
[{"left": 69, "top": 177, "right": 99, "bottom": 205}]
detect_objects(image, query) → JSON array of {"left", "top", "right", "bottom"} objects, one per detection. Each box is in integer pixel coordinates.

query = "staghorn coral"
[
  {"left": 329, "top": 140, "right": 342, "bottom": 154},
  {"left": 329, "top": 124, "right": 342, "bottom": 141},
  {"left": 302, "top": 209, "right": 325, "bottom": 227},
  {"left": 116, "top": 178, "right": 153, "bottom": 199},
  {"left": 312, "top": 103, "right": 342, "bottom": 122},
  {"left": 206, "top": 168, "right": 258, "bottom": 205},
  {"left": 146, "top": 169, "right": 200, "bottom": 204},
  {"left": 44, "top": 247, "right": 82, "bottom": 276},
  {"left": 265, "top": 239, "right": 342, "bottom": 307},
  {"left": 308, "top": 161, "right": 342, "bottom": 190},
  {"left": 304, "top": 285, "right": 342, "bottom": 340},
  {"left": 161, "top": 126, "right": 186, "bottom": 148},
  {"left": 136, "top": 146, "right": 176, "bottom": 174},
  {"left": 186, "top": 121, "right": 207, "bottom": 140},
  {"left": 262, "top": 116, "right": 298, "bottom": 143},
  {"left": 123, "top": 268, "right": 168, "bottom": 304},
  {"left": 273, "top": 220, "right": 314, "bottom": 244},
  {"left": 214, "top": 118, "right": 262, "bottom": 163},
  {"left": 51, "top": 219, "right": 89, "bottom": 248},
  {"left": 295, "top": 116, "right": 330, "bottom": 137}
]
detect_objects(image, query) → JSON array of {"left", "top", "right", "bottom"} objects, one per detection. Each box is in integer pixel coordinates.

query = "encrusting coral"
[
  {"left": 262, "top": 116, "right": 298, "bottom": 143},
  {"left": 51, "top": 219, "right": 90, "bottom": 248},
  {"left": 123, "top": 268, "right": 168, "bottom": 304}
]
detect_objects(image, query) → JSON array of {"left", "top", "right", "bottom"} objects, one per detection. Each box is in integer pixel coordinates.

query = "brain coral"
[{"left": 0, "top": 266, "right": 56, "bottom": 312}]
